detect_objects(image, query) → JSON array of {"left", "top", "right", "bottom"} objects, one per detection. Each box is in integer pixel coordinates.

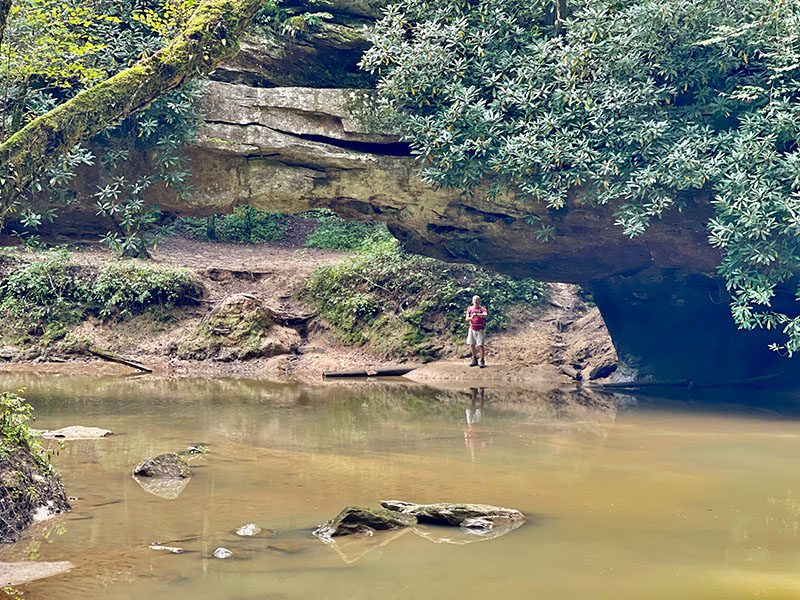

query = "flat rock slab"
[
  {"left": 133, "top": 453, "right": 191, "bottom": 478},
  {"left": 313, "top": 506, "right": 417, "bottom": 539},
  {"left": 379, "top": 501, "right": 525, "bottom": 529},
  {"left": 36, "top": 426, "right": 113, "bottom": 440},
  {"left": 0, "top": 561, "right": 73, "bottom": 586}
]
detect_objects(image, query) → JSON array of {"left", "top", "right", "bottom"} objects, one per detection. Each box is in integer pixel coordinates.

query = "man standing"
[{"left": 465, "top": 295, "right": 487, "bottom": 368}]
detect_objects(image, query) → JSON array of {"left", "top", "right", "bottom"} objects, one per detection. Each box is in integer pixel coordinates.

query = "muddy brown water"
[{"left": 2, "top": 375, "right": 800, "bottom": 599}]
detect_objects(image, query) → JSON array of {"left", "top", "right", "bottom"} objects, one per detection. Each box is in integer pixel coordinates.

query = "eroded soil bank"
[{"left": 0, "top": 238, "right": 617, "bottom": 385}]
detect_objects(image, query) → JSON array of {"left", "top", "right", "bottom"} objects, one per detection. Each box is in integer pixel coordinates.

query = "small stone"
[
  {"left": 149, "top": 544, "right": 184, "bottom": 554},
  {"left": 213, "top": 547, "right": 232, "bottom": 559},
  {"left": 235, "top": 523, "right": 261, "bottom": 537},
  {"left": 558, "top": 365, "right": 579, "bottom": 380},
  {"left": 267, "top": 542, "right": 305, "bottom": 554}
]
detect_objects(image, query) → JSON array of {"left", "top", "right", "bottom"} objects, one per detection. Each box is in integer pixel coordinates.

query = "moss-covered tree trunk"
[
  {"left": 0, "top": 0, "right": 263, "bottom": 209},
  {"left": 0, "top": 0, "right": 10, "bottom": 42}
]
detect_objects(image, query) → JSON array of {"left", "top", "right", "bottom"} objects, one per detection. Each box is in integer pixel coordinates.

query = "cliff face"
[{"left": 94, "top": 10, "right": 800, "bottom": 385}]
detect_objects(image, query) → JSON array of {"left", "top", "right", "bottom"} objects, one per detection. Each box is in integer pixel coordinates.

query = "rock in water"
[
  {"left": 313, "top": 506, "right": 417, "bottom": 539},
  {"left": 37, "top": 426, "right": 113, "bottom": 440},
  {"left": 235, "top": 523, "right": 261, "bottom": 537},
  {"left": 0, "top": 561, "right": 74, "bottom": 586},
  {"left": 379, "top": 501, "right": 525, "bottom": 529},
  {"left": 213, "top": 547, "right": 233, "bottom": 559},
  {"left": 149, "top": 544, "right": 184, "bottom": 554},
  {"left": 132, "top": 453, "right": 191, "bottom": 478}
]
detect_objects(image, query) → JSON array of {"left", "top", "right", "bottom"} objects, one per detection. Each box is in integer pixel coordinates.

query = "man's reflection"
[{"left": 465, "top": 387, "right": 487, "bottom": 459}]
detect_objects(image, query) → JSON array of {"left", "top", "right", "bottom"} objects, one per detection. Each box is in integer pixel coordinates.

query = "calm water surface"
[{"left": 2, "top": 375, "right": 800, "bottom": 599}]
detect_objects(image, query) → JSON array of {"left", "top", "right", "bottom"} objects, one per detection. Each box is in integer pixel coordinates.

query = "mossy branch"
[
  {"left": 0, "top": 0, "right": 263, "bottom": 208},
  {"left": 0, "top": 0, "right": 10, "bottom": 42}
]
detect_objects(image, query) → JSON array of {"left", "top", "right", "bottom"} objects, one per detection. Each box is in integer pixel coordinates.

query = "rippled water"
[{"left": 2, "top": 374, "right": 800, "bottom": 599}]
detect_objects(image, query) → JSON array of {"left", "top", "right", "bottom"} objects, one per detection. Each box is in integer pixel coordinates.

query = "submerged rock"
[
  {"left": 132, "top": 453, "right": 191, "bottom": 479},
  {"left": 313, "top": 506, "right": 417, "bottom": 539},
  {"left": 213, "top": 547, "right": 233, "bottom": 559},
  {"left": 235, "top": 523, "right": 262, "bottom": 537},
  {"left": 379, "top": 501, "right": 525, "bottom": 529},
  {"left": 0, "top": 561, "right": 73, "bottom": 586},
  {"left": 37, "top": 426, "right": 112, "bottom": 440}
]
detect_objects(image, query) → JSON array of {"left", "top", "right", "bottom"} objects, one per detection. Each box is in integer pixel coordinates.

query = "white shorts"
[{"left": 466, "top": 329, "right": 485, "bottom": 346}]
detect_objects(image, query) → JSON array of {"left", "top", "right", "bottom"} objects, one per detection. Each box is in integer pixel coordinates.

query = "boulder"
[
  {"left": 313, "top": 506, "right": 417, "bottom": 539},
  {"left": 177, "top": 294, "right": 301, "bottom": 361},
  {"left": 37, "top": 426, "right": 112, "bottom": 440},
  {"left": 379, "top": 501, "right": 525, "bottom": 529},
  {"left": 213, "top": 547, "right": 233, "bottom": 559},
  {"left": 132, "top": 453, "right": 191, "bottom": 479}
]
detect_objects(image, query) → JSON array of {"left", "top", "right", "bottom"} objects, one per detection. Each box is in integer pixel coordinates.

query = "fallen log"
[
  {"left": 88, "top": 346, "right": 153, "bottom": 374},
  {"left": 323, "top": 367, "right": 417, "bottom": 379}
]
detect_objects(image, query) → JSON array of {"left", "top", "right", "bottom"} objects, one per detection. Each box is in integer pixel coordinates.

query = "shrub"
[
  {"left": 304, "top": 212, "right": 392, "bottom": 251},
  {"left": 90, "top": 262, "right": 202, "bottom": 319},
  {"left": 0, "top": 249, "right": 86, "bottom": 331},
  {"left": 168, "top": 206, "right": 287, "bottom": 243}
]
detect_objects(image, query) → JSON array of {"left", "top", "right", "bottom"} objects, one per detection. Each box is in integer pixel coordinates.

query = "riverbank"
[{"left": 0, "top": 238, "right": 617, "bottom": 385}]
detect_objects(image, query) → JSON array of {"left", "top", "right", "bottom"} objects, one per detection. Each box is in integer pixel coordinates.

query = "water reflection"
[
  {"left": 464, "top": 387, "right": 486, "bottom": 460},
  {"left": 132, "top": 475, "right": 191, "bottom": 500},
  {"left": 3, "top": 374, "right": 800, "bottom": 599}
]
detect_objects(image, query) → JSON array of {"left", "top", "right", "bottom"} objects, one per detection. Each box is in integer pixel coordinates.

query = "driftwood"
[
  {"left": 323, "top": 367, "right": 417, "bottom": 379},
  {"left": 88, "top": 346, "right": 152, "bottom": 374}
]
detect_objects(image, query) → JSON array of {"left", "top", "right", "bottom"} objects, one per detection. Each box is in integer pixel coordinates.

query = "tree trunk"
[
  {"left": 0, "top": 0, "right": 263, "bottom": 211},
  {"left": 0, "top": 0, "right": 11, "bottom": 43}
]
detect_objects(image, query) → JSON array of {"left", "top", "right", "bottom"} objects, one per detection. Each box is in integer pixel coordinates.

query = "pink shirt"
[{"left": 467, "top": 305, "right": 487, "bottom": 330}]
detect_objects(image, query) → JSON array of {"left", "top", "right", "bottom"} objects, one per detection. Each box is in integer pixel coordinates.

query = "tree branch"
[
  {"left": 0, "top": 0, "right": 10, "bottom": 42},
  {"left": 0, "top": 0, "right": 263, "bottom": 207}
]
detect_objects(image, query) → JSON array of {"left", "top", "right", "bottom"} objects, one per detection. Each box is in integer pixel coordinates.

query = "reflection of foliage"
[
  {"left": 0, "top": 0, "right": 203, "bottom": 255},
  {"left": 362, "top": 0, "right": 800, "bottom": 355}
]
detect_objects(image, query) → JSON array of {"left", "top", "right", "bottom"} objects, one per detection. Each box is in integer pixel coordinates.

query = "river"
[{"left": 1, "top": 374, "right": 800, "bottom": 599}]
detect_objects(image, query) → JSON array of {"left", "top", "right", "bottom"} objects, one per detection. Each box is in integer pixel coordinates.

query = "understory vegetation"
[
  {"left": 0, "top": 248, "right": 201, "bottom": 349},
  {"left": 165, "top": 208, "right": 392, "bottom": 250},
  {"left": 304, "top": 237, "right": 548, "bottom": 360}
]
